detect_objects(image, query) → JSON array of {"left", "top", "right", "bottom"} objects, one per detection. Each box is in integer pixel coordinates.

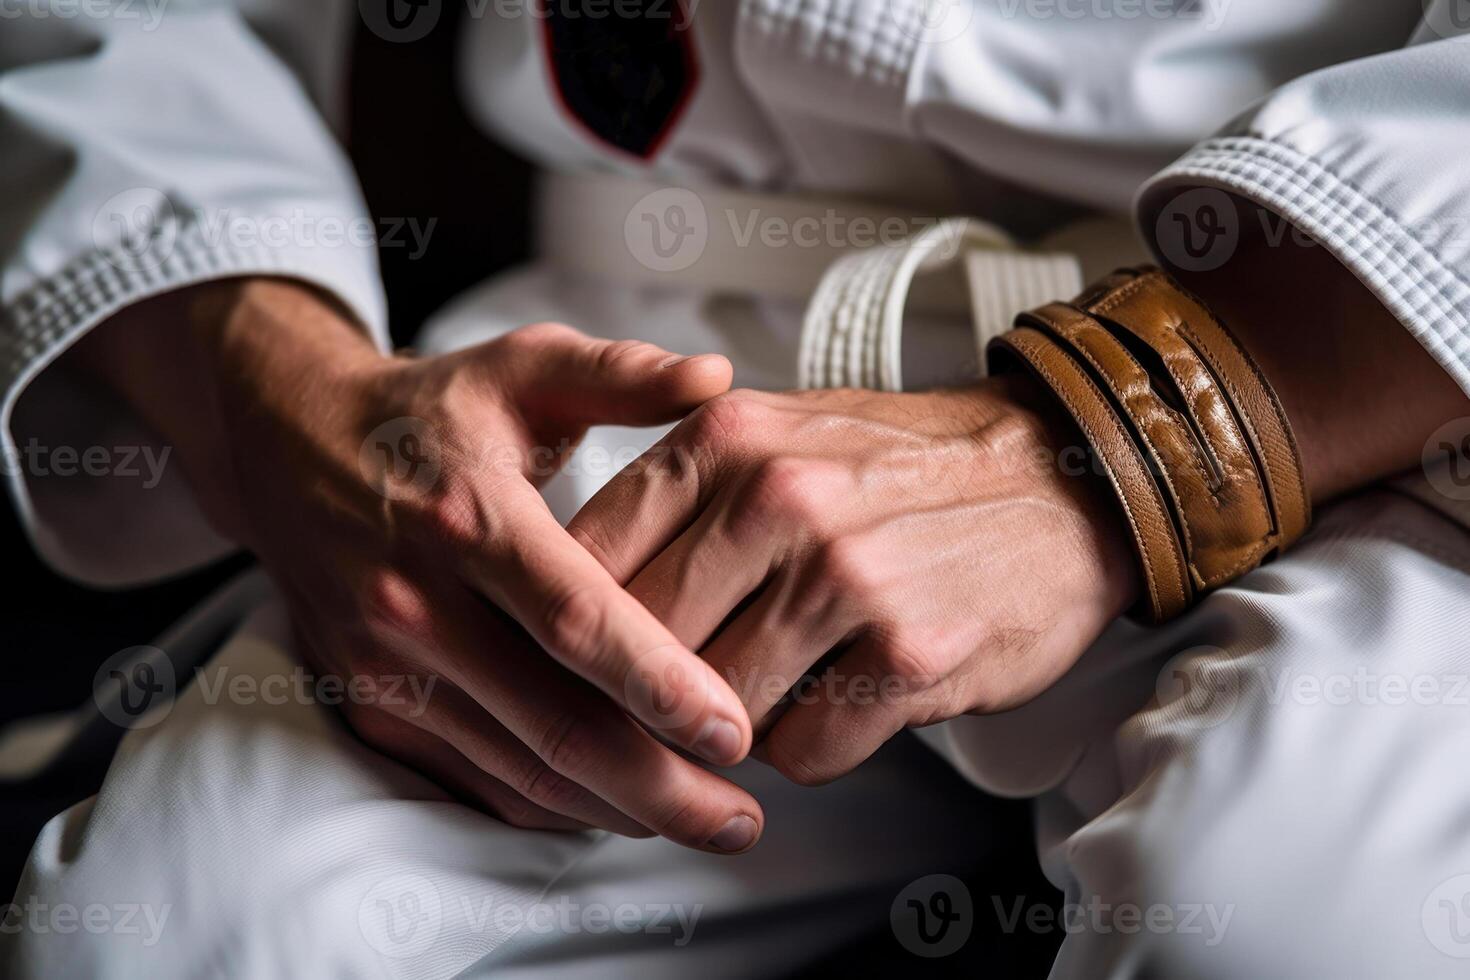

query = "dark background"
[{"left": 0, "top": 7, "right": 1063, "bottom": 973}]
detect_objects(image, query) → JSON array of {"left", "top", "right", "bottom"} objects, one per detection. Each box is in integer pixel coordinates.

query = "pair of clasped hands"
[{"left": 102, "top": 278, "right": 1139, "bottom": 855}]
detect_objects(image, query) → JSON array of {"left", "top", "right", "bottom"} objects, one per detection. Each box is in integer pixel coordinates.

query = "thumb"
[{"left": 507, "top": 322, "right": 733, "bottom": 428}]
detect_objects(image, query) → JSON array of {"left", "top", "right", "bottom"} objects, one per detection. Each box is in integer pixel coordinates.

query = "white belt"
[{"left": 537, "top": 170, "right": 1147, "bottom": 391}]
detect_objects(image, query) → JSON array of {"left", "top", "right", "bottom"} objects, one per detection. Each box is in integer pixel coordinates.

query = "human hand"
[
  {"left": 567, "top": 379, "right": 1139, "bottom": 785},
  {"left": 82, "top": 278, "right": 763, "bottom": 853}
]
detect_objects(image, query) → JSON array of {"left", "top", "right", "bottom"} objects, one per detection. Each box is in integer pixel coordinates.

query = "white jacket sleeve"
[
  {"left": 0, "top": 0, "right": 386, "bottom": 586},
  {"left": 734, "top": 0, "right": 1426, "bottom": 209},
  {"left": 1137, "top": 5, "right": 1470, "bottom": 400},
  {"left": 736, "top": 0, "right": 1470, "bottom": 400}
]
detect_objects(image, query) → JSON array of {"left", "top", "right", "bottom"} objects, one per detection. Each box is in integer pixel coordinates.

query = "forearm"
[
  {"left": 1173, "top": 202, "right": 1470, "bottom": 504},
  {"left": 70, "top": 278, "right": 389, "bottom": 542},
  {"left": 986, "top": 228, "right": 1470, "bottom": 625}
]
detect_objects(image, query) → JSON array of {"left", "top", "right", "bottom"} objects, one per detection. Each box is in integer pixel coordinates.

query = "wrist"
[
  {"left": 1171, "top": 199, "right": 1470, "bottom": 503},
  {"left": 989, "top": 267, "right": 1314, "bottom": 622},
  {"left": 191, "top": 278, "right": 389, "bottom": 390},
  {"left": 77, "top": 277, "right": 394, "bottom": 542},
  {"left": 961, "top": 376, "right": 1143, "bottom": 621}
]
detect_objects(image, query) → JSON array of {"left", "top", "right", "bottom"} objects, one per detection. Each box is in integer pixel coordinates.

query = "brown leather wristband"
[{"left": 988, "top": 267, "right": 1311, "bottom": 622}]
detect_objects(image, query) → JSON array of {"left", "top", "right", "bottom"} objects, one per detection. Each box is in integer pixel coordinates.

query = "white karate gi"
[{"left": 4, "top": 1, "right": 1470, "bottom": 976}]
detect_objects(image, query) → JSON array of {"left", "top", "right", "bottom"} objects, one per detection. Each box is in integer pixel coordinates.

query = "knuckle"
[
  {"left": 643, "top": 789, "right": 716, "bottom": 845},
  {"left": 764, "top": 733, "right": 837, "bottom": 787},
  {"left": 628, "top": 439, "right": 699, "bottom": 498},
  {"left": 683, "top": 390, "right": 760, "bottom": 451},
  {"left": 813, "top": 536, "right": 882, "bottom": 599},
  {"left": 595, "top": 338, "right": 656, "bottom": 373},
  {"left": 540, "top": 585, "right": 609, "bottom": 669},
  {"left": 567, "top": 522, "right": 614, "bottom": 569},
  {"left": 359, "top": 569, "right": 432, "bottom": 639},
  {"left": 742, "top": 457, "right": 824, "bottom": 526},
  {"left": 420, "top": 487, "right": 487, "bottom": 549},
  {"left": 877, "top": 635, "right": 944, "bottom": 693},
  {"left": 502, "top": 321, "right": 577, "bottom": 352},
  {"left": 532, "top": 710, "right": 597, "bottom": 776},
  {"left": 487, "top": 793, "right": 547, "bottom": 830},
  {"left": 514, "top": 761, "right": 588, "bottom": 814}
]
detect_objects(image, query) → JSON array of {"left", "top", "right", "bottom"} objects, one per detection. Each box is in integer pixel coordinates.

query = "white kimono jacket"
[
  {"left": 3, "top": 1, "right": 1469, "bottom": 587},
  {"left": 7, "top": 6, "right": 1470, "bottom": 978}
]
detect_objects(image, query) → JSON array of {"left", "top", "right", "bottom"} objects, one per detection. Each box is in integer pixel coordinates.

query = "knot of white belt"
[
  {"left": 798, "top": 217, "right": 1085, "bottom": 392},
  {"left": 537, "top": 170, "right": 1144, "bottom": 392}
]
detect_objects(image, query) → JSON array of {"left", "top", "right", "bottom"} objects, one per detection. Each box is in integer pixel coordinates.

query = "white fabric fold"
[{"left": 0, "top": 1, "right": 385, "bottom": 586}]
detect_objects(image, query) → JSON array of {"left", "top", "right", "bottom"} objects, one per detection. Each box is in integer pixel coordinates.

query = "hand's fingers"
[
  {"left": 456, "top": 481, "right": 753, "bottom": 766},
  {"left": 566, "top": 398, "right": 736, "bottom": 585},
  {"left": 495, "top": 677, "right": 765, "bottom": 854},
  {"left": 757, "top": 633, "right": 927, "bottom": 787},
  {"left": 493, "top": 322, "right": 733, "bottom": 428},
  {"left": 621, "top": 500, "right": 774, "bottom": 651},
  {"left": 376, "top": 580, "right": 764, "bottom": 853},
  {"left": 698, "top": 576, "right": 856, "bottom": 735},
  {"left": 342, "top": 702, "right": 592, "bottom": 833},
  {"left": 569, "top": 392, "right": 841, "bottom": 590},
  {"left": 403, "top": 678, "right": 653, "bottom": 838}
]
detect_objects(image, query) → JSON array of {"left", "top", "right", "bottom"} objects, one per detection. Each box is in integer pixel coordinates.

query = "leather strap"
[
  {"left": 1099, "top": 271, "right": 1312, "bottom": 559},
  {"left": 989, "top": 268, "right": 1311, "bottom": 622},
  {"left": 1023, "top": 300, "right": 1274, "bottom": 591},
  {"left": 989, "top": 326, "right": 1192, "bottom": 620}
]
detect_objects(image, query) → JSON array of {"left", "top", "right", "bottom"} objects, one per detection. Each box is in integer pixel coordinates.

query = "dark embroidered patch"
[{"left": 541, "top": 0, "right": 699, "bottom": 159}]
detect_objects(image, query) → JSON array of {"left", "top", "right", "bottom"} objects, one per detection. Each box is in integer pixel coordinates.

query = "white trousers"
[{"left": 7, "top": 270, "right": 1470, "bottom": 978}]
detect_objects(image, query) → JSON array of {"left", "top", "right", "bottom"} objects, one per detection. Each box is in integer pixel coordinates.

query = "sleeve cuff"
[
  {"left": 1137, "top": 135, "right": 1470, "bottom": 401},
  {"left": 1, "top": 215, "right": 388, "bottom": 587}
]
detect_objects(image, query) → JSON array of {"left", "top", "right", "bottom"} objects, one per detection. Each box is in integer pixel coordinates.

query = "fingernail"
[
  {"left": 694, "top": 718, "right": 744, "bottom": 766},
  {"left": 708, "top": 815, "right": 758, "bottom": 853}
]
